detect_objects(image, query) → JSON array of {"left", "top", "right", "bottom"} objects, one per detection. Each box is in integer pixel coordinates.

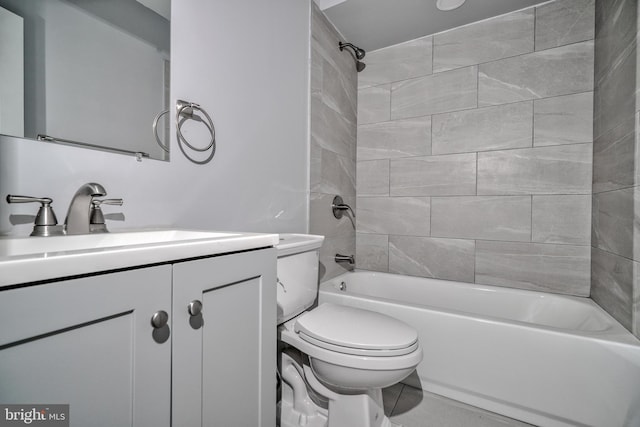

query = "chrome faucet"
[
  {"left": 335, "top": 254, "right": 355, "bottom": 265},
  {"left": 332, "top": 195, "right": 355, "bottom": 219},
  {"left": 65, "top": 183, "right": 107, "bottom": 234}
]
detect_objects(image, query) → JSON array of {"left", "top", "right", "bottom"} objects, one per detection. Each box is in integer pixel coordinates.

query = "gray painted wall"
[
  {"left": 356, "top": 0, "right": 595, "bottom": 297},
  {"left": 308, "top": 2, "right": 358, "bottom": 281},
  {"left": 0, "top": 0, "right": 310, "bottom": 237},
  {"left": 591, "top": 0, "right": 640, "bottom": 337}
]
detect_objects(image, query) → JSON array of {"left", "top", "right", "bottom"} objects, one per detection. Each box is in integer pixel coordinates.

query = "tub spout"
[{"left": 335, "top": 254, "right": 354, "bottom": 265}]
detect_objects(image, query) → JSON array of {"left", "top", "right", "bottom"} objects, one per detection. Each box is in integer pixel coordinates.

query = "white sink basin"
[
  {"left": 0, "top": 229, "right": 278, "bottom": 287},
  {"left": 0, "top": 230, "right": 239, "bottom": 258}
]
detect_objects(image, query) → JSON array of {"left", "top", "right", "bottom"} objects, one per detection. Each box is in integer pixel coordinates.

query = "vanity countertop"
[{"left": 0, "top": 229, "right": 279, "bottom": 287}]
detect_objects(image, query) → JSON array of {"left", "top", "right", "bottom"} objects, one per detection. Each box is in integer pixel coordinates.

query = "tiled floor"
[{"left": 382, "top": 384, "right": 535, "bottom": 427}]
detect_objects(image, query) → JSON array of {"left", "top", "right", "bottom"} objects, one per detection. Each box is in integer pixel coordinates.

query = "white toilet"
[{"left": 276, "top": 234, "right": 423, "bottom": 427}]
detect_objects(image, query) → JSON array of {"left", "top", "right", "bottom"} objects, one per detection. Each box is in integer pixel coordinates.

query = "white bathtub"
[{"left": 318, "top": 271, "right": 640, "bottom": 427}]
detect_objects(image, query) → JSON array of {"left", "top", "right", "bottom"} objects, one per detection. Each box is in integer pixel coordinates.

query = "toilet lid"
[{"left": 294, "top": 303, "right": 418, "bottom": 355}]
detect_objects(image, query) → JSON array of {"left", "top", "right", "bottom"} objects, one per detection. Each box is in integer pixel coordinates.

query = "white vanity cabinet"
[
  {"left": 172, "top": 248, "right": 277, "bottom": 427},
  {"left": 0, "top": 265, "right": 173, "bottom": 427},
  {"left": 0, "top": 246, "right": 276, "bottom": 427}
]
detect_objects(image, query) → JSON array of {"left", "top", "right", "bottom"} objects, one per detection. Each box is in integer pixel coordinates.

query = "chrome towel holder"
[{"left": 152, "top": 99, "right": 216, "bottom": 164}]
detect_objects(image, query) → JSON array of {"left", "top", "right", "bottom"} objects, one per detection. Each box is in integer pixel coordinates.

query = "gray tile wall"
[
  {"left": 309, "top": 3, "right": 357, "bottom": 281},
  {"left": 356, "top": 0, "right": 595, "bottom": 296},
  {"left": 592, "top": 0, "right": 640, "bottom": 337}
]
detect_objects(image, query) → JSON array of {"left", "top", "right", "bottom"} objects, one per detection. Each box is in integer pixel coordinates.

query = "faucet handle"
[
  {"left": 6, "top": 194, "right": 64, "bottom": 236},
  {"left": 90, "top": 198, "right": 124, "bottom": 224},
  {"left": 90, "top": 198, "right": 123, "bottom": 232},
  {"left": 332, "top": 195, "right": 355, "bottom": 219},
  {"left": 91, "top": 198, "right": 123, "bottom": 208},
  {"left": 6, "top": 195, "right": 53, "bottom": 206}
]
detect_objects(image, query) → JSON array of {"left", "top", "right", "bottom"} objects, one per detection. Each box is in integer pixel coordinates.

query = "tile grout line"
[
  {"left": 387, "top": 232, "right": 390, "bottom": 273},
  {"left": 593, "top": 244, "right": 639, "bottom": 264},
  {"left": 364, "top": 89, "right": 594, "bottom": 130},
  {"left": 475, "top": 152, "right": 479, "bottom": 197},
  {"left": 530, "top": 90, "right": 535, "bottom": 244},
  {"left": 533, "top": 3, "right": 537, "bottom": 53},
  {"left": 431, "top": 36, "right": 435, "bottom": 77},
  {"left": 388, "top": 158, "right": 391, "bottom": 197},
  {"left": 531, "top": 195, "right": 534, "bottom": 243},
  {"left": 359, "top": 192, "right": 591, "bottom": 199},
  {"left": 473, "top": 238, "right": 478, "bottom": 284},
  {"left": 358, "top": 230, "right": 590, "bottom": 247},
  {"left": 593, "top": 185, "right": 638, "bottom": 196},
  {"left": 348, "top": 140, "right": 593, "bottom": 163},
  {"left": 476, "top": 63, "right": 480, "bottom": 108},
  {"left": 394, "top": 38, "right": 590, "bottom": 85}
]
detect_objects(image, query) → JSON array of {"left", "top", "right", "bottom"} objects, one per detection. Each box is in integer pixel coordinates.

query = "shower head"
[
  {"left": 339, "top": 41, "right": 367, "bottom": 72},
  {"left": 339, "top": 41, "right": 366, "bottom": 60}
]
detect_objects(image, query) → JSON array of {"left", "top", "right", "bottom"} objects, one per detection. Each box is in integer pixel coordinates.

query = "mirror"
[{"left": 0, "top": 0, "right": 170, "bottom": 161}]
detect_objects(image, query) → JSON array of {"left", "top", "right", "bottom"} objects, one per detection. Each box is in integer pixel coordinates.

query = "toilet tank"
[{"left": 277, "top": 234, "right": 324, "bottom": 324}]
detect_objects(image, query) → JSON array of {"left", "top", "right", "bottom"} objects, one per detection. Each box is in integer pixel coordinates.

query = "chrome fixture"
[
  {"left": 65, "top": 183, "right": 107, "bottom": 235},
  {"left": 339, "top": 41, "right": 367, "bottom": 72},
  {"left": 175, "top": 99, "right": 216, "bottom": 165},
  {"left": 6, "top": 195, "right": 64, "bottom": 236},
  {"left": 188, "top": 299, "right": 204, "bottom": 330},
  {"left": 339, "top": 42, "right": 365, "bottom": 60},
  {"left": 38, "top": 134, "right": 149, "bottom": 161},
  {"left": 335, "top": 254, "right": 355, "bottom": 265},
  {"left": 90, "top": 198, "right": 124, "bottom": 233},
  {"left": 151, "top": 310, "right": 170, "bottom": 344},
  {"left": 151, "top": 310, "right": 169, "bottom": 329},
  {"left": 332, "top": 195, "right": 355, "bottom": 219}
]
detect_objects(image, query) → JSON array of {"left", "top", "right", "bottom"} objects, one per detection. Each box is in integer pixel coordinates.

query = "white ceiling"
[{"left": 320, "top": 0, "right": 551, "bottom": 52}]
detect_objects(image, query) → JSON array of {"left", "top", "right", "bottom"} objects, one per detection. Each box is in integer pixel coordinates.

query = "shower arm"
[{"left": 338, "top": 42, "right": 365, "bottom": 60}]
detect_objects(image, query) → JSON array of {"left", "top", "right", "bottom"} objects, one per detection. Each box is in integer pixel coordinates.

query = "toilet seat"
[
  {"left": 294, "top": 303, "right": 418, "bottom": 357},
  {"left": 280, "top": 325, "right": 423, "bottom": 371},
  {"left": 279, "top": 303, "right": 423, "bottom": 371},
  {"left": 298, "top": 332, "right": 419, "bottom": 357}
]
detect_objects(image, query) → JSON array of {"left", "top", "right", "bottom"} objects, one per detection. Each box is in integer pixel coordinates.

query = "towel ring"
[
  {"left": 176, "top": 100, "right": 216, "bottom": 152},
  {"left": 152, "top": 100, "right": 216, "bottom": 164}
]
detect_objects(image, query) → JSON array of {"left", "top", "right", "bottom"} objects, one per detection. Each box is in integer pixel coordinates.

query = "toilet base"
[
  {"left": 305, "top": 364, "right": 401, "bottom": 427},
  {"left": 279, "top": 351, "right": 402, "bottom": 427},
  {"left": 278, "top": 398, "right": 328, "bottom": 427},
  {"left": 279, "top": 350, "right": 328, "bottom": 427}
]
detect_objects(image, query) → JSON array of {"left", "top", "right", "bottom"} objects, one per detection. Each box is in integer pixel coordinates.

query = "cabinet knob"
[
  {"left": 151, "top": 310, "right": 169, "bottom": 329},
  {"left": 188, "top": 300, "right": 203, "bottom": 317}
]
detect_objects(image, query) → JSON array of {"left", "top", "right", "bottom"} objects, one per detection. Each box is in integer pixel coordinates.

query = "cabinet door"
[
  {"left": 172, "top": 248, "right": 276, "bottom": 427},
  {"left": 0, "top": 265, "right": 172, "bottom": 427}
]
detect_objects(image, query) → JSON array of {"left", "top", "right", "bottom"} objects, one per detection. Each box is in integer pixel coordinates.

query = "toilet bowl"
[
  {"left": 276, "top": 234, "right": 422, "bottom": 427},
  {"left": 281, "top": 303, "right": 422, "bottom": 391}
]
